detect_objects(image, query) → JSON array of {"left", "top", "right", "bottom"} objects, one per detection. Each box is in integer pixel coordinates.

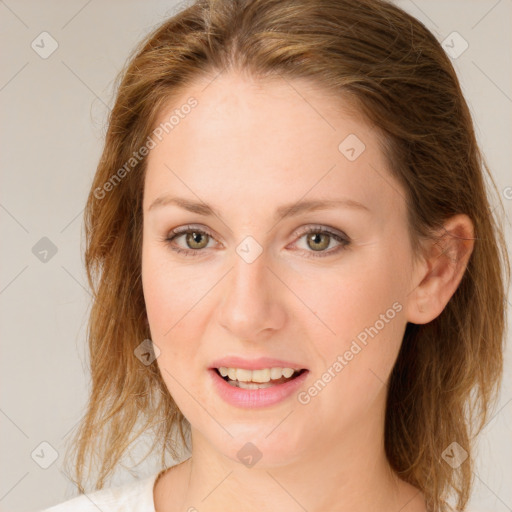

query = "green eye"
[{"left": 164, "top": 224, "right": 350, "bottom": 258}]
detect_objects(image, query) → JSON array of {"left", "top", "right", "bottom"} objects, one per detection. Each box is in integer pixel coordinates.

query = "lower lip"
[{"left": 209, "top": 369, "right": 309, "bottom": 408}]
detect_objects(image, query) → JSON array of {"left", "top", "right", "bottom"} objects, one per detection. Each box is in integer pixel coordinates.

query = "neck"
[{"left": 159, "top": 392, "right": 424, "bottom": 512}]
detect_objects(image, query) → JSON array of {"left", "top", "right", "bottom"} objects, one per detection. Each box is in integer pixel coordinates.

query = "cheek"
[
  {"left": 142, "top": 258, "right": 208, "bottom": 416},
  {"left": 142, "top": 249, "right": 193, "bottom": 364},
  {"left": 301, "top": 250, "right": 408, "bottom": 407},
  {"left": 301, "top": 248, "right": 406, "bottom": 345},
  {"left": 142, "top": 243, "right": 212, "bottom": 337}
]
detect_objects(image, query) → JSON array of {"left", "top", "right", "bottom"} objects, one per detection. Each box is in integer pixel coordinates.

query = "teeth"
[{"left": 218, "top": 367, "right": 300, "bottom": 383}]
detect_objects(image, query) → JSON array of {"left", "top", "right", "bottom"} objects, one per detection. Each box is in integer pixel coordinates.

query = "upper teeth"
[{"left": 218, "top": 367, "right": 299, "bottom": 383}]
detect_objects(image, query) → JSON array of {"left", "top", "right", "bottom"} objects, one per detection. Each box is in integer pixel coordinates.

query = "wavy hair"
[{"left": 64, "top": 1, "right": 510, "bottom": 510}]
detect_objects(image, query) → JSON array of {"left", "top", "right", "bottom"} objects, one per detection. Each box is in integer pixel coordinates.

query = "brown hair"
[{"left": 64, "top": 1, "right": 510, "bottom": 510}]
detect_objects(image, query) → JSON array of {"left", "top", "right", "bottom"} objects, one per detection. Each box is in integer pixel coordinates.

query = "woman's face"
[{"left": 142, "top": 72, "right": 419, "bottom": 466}]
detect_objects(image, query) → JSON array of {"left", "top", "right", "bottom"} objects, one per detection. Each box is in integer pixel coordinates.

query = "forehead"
[{"left": 143, "top": 72, "right": 404, "bottom": 220}]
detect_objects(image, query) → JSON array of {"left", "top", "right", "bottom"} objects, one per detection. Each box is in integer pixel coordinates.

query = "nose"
[{"left": 217, "top": 250, "right": 286, "bottom": 341}]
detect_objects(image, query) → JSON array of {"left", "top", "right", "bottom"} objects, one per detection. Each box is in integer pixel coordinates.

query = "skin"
[{"left": 141, "top": 71, "right": 474, "bottom": 512}]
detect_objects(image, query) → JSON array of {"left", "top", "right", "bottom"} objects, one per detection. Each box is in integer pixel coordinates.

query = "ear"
[{"left": 405, "top": 214, "right": 475, "bottom": 325}]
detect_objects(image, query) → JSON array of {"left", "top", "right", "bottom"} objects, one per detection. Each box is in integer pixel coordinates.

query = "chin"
[{"left": 208, "top": 423, "right": 308, "bottom": 469}]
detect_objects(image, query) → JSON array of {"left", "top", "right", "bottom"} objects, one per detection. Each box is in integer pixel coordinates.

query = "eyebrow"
[{"left": 148, "top": 195, "right": 371, "bottom": 220}]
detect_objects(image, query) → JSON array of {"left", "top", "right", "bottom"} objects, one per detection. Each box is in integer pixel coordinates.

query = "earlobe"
[{"left": 405, "top": 214, "right": 475, "bottom": 325}]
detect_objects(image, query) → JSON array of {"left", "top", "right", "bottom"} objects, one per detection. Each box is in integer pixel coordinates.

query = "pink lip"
[
  {"left": 209, "top": 356, "right": 307, "bottom": 371},
  {"left": 209, "top": 368, "right": 310, "bottom": 408}
]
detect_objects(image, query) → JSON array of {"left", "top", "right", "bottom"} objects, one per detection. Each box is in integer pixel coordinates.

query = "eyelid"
[
  {"left": 164, "top": 223, "right": 351, "bottom": 258},
  {"left": 287, "top": 225, "right": 350, "bottom": 258},
  {"left": 291, "top": 224, "right": 349, "bottom": 242}
]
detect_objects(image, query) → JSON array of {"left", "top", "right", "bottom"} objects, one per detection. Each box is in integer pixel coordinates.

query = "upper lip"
[{"left": 209, "top": 356, "right": 308, "bottom": 371}]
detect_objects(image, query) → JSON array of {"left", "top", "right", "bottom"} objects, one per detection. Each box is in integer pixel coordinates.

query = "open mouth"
[{"left": 213, "top": 368, "right": 308, "bottom": 389}]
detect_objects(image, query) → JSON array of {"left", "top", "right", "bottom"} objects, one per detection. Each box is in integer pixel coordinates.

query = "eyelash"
[{"left": 163, "top": 224, "right": 351, "bottom": 259}]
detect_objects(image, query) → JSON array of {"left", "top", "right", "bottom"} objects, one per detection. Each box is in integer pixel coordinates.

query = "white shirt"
[{"left": 38, "top": 471, "right": 161, "bottom": 512}]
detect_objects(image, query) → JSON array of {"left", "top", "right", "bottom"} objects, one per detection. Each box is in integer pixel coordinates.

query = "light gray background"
[{"left": 1, "top": 1, "right": 511, "bottom": 511}]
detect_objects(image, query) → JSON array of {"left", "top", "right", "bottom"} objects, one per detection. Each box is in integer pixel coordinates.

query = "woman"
[{"left": 41, "top": 0, "right": 510, "bottom": 511}]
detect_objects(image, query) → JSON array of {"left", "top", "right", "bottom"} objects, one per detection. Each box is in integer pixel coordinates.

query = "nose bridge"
[{"left": 217, "top": 247, "right": 284, "bottom": 338}]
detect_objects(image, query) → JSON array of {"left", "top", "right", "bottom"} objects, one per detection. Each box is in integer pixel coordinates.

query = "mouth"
[{"left": 213, "top": 367, "right": 308, "bottom": 389}]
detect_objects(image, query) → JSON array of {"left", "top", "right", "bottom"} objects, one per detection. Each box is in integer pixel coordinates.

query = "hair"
[{"left": 64, "top": 1, "right": 510, "bottom": 510}]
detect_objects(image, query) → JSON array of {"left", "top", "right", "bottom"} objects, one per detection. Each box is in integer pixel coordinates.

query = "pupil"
[
  {"left": 309, "top": 232, "right": 328, "bottom": 251},
  {"left": 187, "top": 232, "right": 207, "bottom": 249}
]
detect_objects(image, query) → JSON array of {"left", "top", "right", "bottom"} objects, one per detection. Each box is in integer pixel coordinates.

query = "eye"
[
  {"left": 290, "top": 225, "right": 351, "bottom": 258},
  {"left": 164, "top": 225, "right": 218, "bottom": 257},
  {"left": 163, "top": 224, "right": 351, "bottom": 258}
]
